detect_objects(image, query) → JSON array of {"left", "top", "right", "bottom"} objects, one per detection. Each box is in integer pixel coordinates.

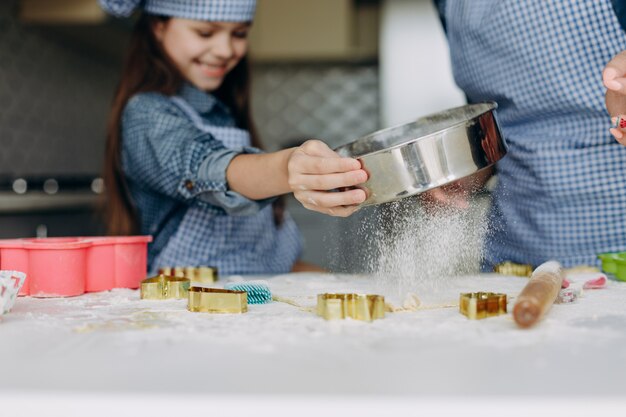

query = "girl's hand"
[
  {"left": 287, "top": 140, "right": 368, "bottom": 217},
  {"left": 603, "top": 50, "right": 626, "bottom": 144}
]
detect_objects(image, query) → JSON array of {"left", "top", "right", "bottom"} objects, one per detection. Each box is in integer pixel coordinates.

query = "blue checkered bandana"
[{"left": 99, "top": 0, "right": 256, "bottom": 21}]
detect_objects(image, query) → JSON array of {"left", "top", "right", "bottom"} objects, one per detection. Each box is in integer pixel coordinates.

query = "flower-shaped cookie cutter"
[
  {"left": 187, "top": 287, "right": 247, "bottom": 313},
  {"left": 1, "top": 270, "right": 27, "bottom": 315},
  {"left": 316, "top": 293, "right": 385, "bottom": 322},
  {"left": 459, "top": 292, "right": 507, "bottom": 320},
  {"left": 140, "top": 274, "right": 190, "bottom": 300}
]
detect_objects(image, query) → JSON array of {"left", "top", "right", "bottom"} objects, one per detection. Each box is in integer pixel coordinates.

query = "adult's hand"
[{"left": 603, "top": 50, "right": 626, "bottom": 144}]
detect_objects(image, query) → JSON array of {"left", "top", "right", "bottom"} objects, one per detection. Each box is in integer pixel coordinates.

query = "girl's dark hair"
[{"left": 103, "top": 13, "right": 283, "bottom": 236}]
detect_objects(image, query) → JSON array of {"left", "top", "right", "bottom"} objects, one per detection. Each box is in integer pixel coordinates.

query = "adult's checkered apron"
[{"left": 440, "top": 0, "right": 626, "bottom": 268}]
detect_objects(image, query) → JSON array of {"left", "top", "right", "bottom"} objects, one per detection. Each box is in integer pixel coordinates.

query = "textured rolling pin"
[{"left": 513, "top": 261, "right": 564, "bottom": 328}]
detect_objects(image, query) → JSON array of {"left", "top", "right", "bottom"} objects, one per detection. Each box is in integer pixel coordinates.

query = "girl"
[{"left": 99, "top": 0, "right": 368, "bottom": 274}]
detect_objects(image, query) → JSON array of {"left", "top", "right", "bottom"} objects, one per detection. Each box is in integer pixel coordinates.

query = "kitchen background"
[{"left": 0, "top": 0, "right": 466, "bottom": 270}]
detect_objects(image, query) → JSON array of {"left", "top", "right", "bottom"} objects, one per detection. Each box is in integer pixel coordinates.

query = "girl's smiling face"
[{"left": 153, "top": 18, "right": 250, "bottom": 92}]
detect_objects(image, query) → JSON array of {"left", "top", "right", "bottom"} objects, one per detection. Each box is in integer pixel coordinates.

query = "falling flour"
[{"left": 338, "top": 194, "right": 491, "bottom": 299}]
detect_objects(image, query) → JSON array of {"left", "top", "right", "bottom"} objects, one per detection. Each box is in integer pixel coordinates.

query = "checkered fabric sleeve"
[{"left": 121, "top": 92, "right": 261, "bottom": 212}]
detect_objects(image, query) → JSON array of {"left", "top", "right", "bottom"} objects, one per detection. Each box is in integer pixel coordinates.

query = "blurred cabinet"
[
  {"left": 17, "top": 0, "right": 380, "bottom": 61},
  {"left": 19, "top": 0, "right": 106, "bottom": 24},
  {"left": 249, "top": 0, "right": 379, "bottom": 62}
]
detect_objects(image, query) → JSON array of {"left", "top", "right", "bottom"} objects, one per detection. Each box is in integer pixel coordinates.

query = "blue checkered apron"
[
  {"left": 153, "top": 97, "right": 303, "bottom": 274},
  {"left": 443, "top": 0, "right": 626, "bottom": 269}
]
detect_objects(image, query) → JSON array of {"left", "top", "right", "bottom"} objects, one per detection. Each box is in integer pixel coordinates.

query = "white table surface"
[{"left": 1, "top": 272, "right": 625, "bottom": 416}]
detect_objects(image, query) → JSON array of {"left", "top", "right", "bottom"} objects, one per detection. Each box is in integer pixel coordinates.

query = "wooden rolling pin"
[{"left": 513, "top": 261, "right": 564, "bottom": 328}]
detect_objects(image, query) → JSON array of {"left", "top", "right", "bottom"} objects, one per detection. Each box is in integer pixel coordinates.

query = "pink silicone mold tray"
[{"left": 0, "top": 236, "right": 152, "bottom": 297}]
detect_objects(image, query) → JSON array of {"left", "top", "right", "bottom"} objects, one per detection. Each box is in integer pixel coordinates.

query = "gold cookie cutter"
[
  {"left": 459, "top": 292, "right": 507, "bottom": 320},
  {"left": 317, "top": 293, "right": 385, "bottom": 322},
  {"left": 140, "top": 274, "right": 190, "bottom": 300},
  {"left": 494, "top": 261, "right": 533, "bottom": 277},
  {"left": 187, "top": 287, "right": 247, "bottom": 314},
  {"left": 158, "top": 266, "right": 218, "bottom": 283}
]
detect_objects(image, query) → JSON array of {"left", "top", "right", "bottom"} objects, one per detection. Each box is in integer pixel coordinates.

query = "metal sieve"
[{"left": 335, "top": 102, "right": 507, "bottom": 206}]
